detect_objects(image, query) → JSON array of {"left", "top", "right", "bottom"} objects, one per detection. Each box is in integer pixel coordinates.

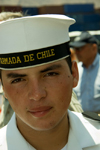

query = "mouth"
[{"left": 28, "top": 106, "right": 52, "bottom": 118}]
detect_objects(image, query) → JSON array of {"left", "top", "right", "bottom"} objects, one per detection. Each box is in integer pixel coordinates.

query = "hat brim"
[{"left": 69, "top": 41, "right": 86, "bottom": 48}]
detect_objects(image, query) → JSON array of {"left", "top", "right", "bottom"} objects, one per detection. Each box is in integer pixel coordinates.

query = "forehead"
[{"left": 2, "top": 59, "right": 67, "bottom": 74}]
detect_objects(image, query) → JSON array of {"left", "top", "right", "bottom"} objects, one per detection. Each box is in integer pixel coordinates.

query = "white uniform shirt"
[
  {"left": 27, "top": 141, "right": 67, "bottom": 150},
  {"left": 0, "top": 110, "right": 100, "bottom": 150}
]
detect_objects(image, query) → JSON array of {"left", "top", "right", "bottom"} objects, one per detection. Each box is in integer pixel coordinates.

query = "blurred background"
[{"left": 0, "top": 0, "right": 100, "bottom": 49}]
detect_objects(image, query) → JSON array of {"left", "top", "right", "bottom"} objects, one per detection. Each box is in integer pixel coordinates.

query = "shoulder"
[
  {"left": 69, "top": 110, "right": 100, "bottom": 125},
  {"left": 68, "top": 110, "right": 100, "bottom": 147},
  {"left": 0, "top": 125, "right": 7, "bottom": 145},
  {"left": 82, "top": 111, "right": 100, "bottom": 128},
  {"left": 70, "top": 111, "right": 100, "bottom": 129}
]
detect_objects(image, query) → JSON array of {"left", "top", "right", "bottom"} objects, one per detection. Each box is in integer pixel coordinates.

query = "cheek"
[
  {"left": 4, "top": 84, "right": 19, "bottom": 99},
  {"left": 4, "top": 81, "right": 27, "bottom": 98},
  {"left": 60, "top": 74, "right": 72, "bottom": 91},
  {"left": 3, "top": 84, "right": 26, "bottom": 112},
  {"left": 3, "top": 84, "right": 14, "bottom": 98},
  {"left": 60, "top": 75, "right": 72, "bottom": 101},
  {"left": 50, "top": 74, "right": 72, "bottom": 108}
]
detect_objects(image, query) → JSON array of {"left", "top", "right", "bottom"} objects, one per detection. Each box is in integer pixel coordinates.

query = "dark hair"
[{"left": 65, "top": 56, "right": 72, "bottom": 73}]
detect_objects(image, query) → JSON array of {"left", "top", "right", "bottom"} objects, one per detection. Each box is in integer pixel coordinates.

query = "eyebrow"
[
  {"left": 6, "top": 73, "right": 27, "bottom": 78},
  {"left": 6, "top": 64, "right": 62, "bottom": 78},
  {"left": 40, "top": 64, "right": 62, "bottom": 73}
]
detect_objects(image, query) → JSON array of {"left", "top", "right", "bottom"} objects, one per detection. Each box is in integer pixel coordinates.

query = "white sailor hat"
[{"left": 0, "top": 14, "right": 75, "bottom": 70}]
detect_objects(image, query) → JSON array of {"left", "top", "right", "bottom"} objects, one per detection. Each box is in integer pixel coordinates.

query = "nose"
[{"left": 28, "top": 79, "right": 47, "bottom": 101}]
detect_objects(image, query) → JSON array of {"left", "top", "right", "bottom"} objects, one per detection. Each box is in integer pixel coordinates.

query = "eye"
[
  {"left": 45, "top": 72, "right": 59, "bottom": 77},
  {"left": 11, "top": 78, "right": 25, "bottom": 84}
]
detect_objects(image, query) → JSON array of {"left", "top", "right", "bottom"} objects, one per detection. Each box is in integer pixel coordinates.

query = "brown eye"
[
  {"left": 45, "top": 72, "right": 59, "bottom": 77},
  {"left": 11, "top": 78, "right": 25, "bottom": 84}
]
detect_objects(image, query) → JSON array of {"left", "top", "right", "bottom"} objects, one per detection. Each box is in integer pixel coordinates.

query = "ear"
[
  {"left": 92, "top": 43, "right": 98, "bottom": 53},
  {"left": 71, "top": 61, "right": 79, "bottom": 88}
]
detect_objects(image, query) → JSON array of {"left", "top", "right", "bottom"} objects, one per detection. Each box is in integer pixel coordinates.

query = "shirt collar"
[{"left": 68, "top": 110, "right": 100, "bottom": 149}]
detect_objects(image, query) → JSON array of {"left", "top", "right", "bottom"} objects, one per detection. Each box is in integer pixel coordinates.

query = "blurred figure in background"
[{"left": 70, "top": 31, "right": 100, "bottom": 114}]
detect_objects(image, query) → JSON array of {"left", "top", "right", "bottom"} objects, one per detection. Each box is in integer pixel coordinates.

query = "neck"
[{"left": 17, "top": 114, "right": 69, "bottom": 150}]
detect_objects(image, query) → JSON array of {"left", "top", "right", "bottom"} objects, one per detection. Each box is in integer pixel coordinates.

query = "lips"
[{"left": 28, "top": 106, "right": 52, "bottom": 118}]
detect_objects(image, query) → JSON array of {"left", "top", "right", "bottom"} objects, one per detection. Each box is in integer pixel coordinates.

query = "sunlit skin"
[
  {"left": 70, "top": 48, "right": 78, "bottom": 61},
  {"left": 2, "top": 59, "right": 78, "bottom": 150},
  {"left": 74, "top": 43, "right": 97, "bottom": 68}
]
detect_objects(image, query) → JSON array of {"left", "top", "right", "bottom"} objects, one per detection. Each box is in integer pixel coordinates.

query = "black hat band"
[{"left": 0, "top": 42, "right": 70, "bottom": 69}]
